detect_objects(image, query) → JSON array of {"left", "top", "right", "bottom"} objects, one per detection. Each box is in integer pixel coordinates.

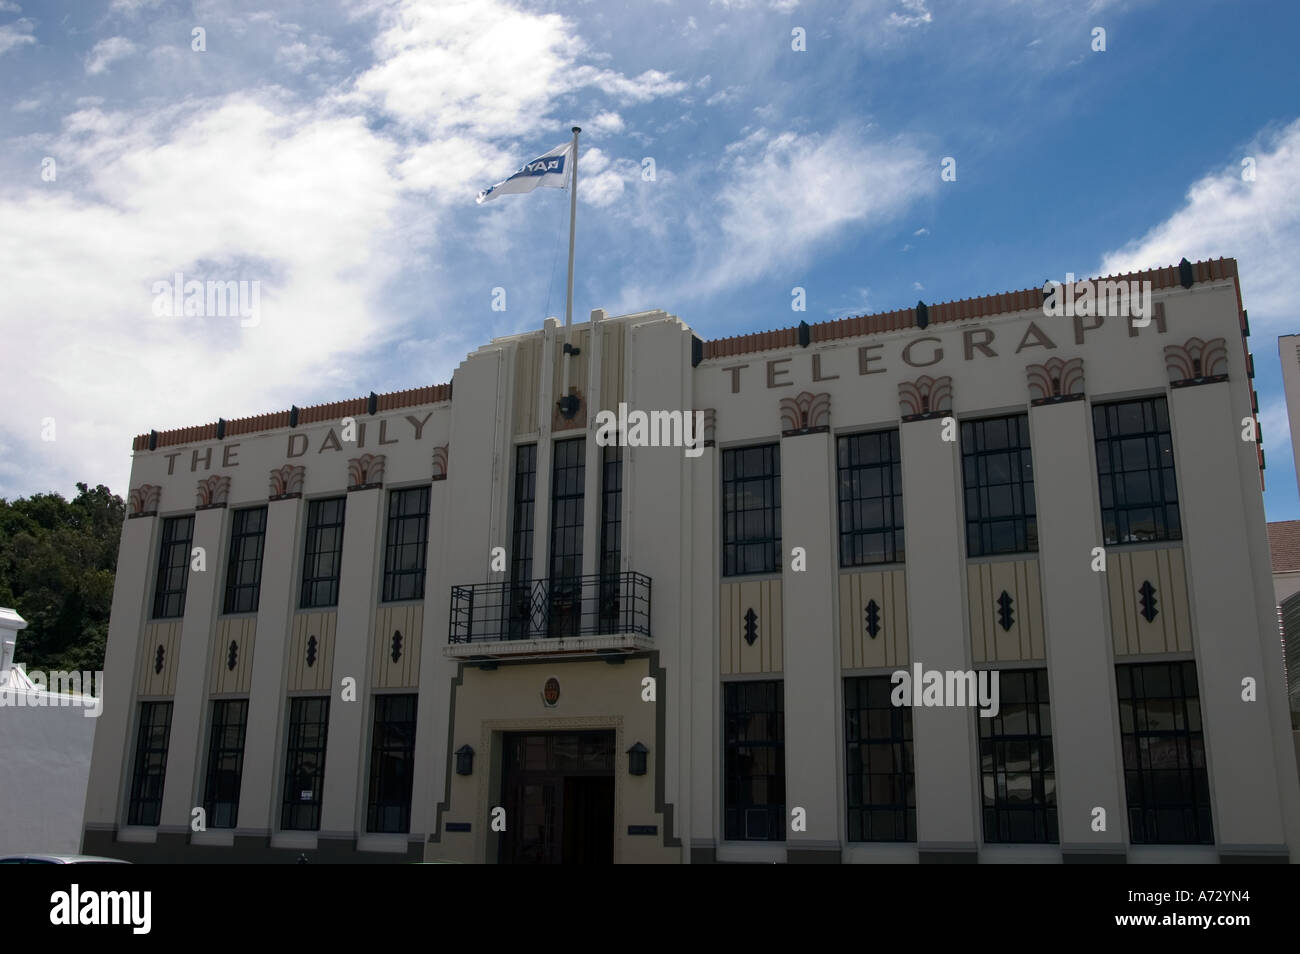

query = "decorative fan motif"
[
  {"left": 700, "top": 408, "right": 717, "bottom": 446},
  {"left": 1026, "top": 357, "right": 1085, "bottom": 403},
  {"left": 1164, "top": 337, "right": 1228, "bottom": 384},
  {"left": 431, "top": 445, "right": 449, "bottom": 481},
  {"left": 778, "top": 391, "right": 831, "bottom": 433},
  {"left": 347, "top": 453, "right": 386, "bottom": 489},
  {"left": 269, "top": 464, "right": 305, "bottom": 497},
  {"left": 196, "top": 475, "right": 231, "bottom": 507},
  {"left": 898, "top": 375, "right": 953, "bottom": 419},
  {"left": 129, "top": 484, "right": 162, "bottom": 516}
]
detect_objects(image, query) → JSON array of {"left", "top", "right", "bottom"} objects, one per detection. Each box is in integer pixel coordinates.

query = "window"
[
  {"left": 837, "top": 430, "right": 904, "bottom": 566},
  {"left": 223, "top": 507, "right": 267, "bottom": 614},
  {"left": 381, "top": 486, "right": 431, "bottom": 602},
  {"left": 508, "top": 444, "right": 538, "bottom": 638},
  {"left": 598, "top": 445, "right": 623, "bottom": 633},
  {"left": 1116, "top": 661, "right": 1213, "bottom": 845},
  {"left": 724, "top": 680, "right": 785, "bottom": 841},
  {"left": 722, "top": 444, "right": 781, "bottom": 576},
  {"left": 152, "top": 516, "right": 194, "bottom": 619},
  {"left": 281, "top": 696, "right": 330, "bottom": 831},
  {"left": 1093, "top": 397, "right": 1181, "bottom": 545},
  {"left": 979, "top": 669, "right": 1058, "bottom": 843},
  {"left": 845, "top": 676, "right": 915, "bottom": 841},
  {"left": 203, "top": 699, "right": 249, "bottom": 829},
  {"left": 548, "top": 438, "right": 585, "bottom": 636},
  {"left": 127, "top": 701, "right": 173, "bottom": 826},
  {"left": 961, "top": 415, "right": 1037, "bottom": 557},
  {"left": 300, "top": 498, "right": 346, "bottom": 609},
  {"left": 366, "top": 694, "right": 418, "bottom": 833}
]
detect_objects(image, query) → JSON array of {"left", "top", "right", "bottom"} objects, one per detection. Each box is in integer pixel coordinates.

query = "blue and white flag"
[{"left": 476, "top": 142, "right": 572, "bottom": 204}]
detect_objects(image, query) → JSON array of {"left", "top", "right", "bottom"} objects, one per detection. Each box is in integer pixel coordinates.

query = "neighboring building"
[
  {"left": 83, "top": 256, "right": 1300, "bottom": 863},
  {"left": 1268, "top": 520, "right": 1300, "bottom": 604},
  {"left": 0, "top": 608, "right": 98, "bottom": 856}
]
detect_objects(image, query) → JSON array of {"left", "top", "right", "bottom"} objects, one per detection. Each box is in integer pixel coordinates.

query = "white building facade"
[{"left": 82, "top": 257, "right": 1300, "bottom": 863}]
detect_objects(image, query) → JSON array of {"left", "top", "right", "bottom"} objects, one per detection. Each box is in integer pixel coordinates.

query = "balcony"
[{"left": 445, "top": 572, "right": 652, "bottom": 660}]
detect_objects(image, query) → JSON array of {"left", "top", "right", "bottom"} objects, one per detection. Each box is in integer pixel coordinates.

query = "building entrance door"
[{"left": 499, "top": 731, "right": 615, "bottom": 864}]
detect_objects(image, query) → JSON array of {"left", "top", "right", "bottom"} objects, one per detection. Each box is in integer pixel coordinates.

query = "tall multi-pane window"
[
  {"left": 152, "top": 516, "right": 194, "bottom": 619},
  {"left": 845, "top": 676, "right": 915, "bottom": 842},
  {"left": 960, "top": 415, "right": 1037, "bottom": 557},
  {"left": 366, "top": 694, "right": 418, "bottom": 833},
  {"left": 1116, "top": 662, "right": 1213, "bottom": 845},
  {"left": 508, "top": 444, "right": 538, "bottom": 638},
  {"left": 724, "top": 680, "right": 785, "bottom": 841},
  {"left": 381, "top": 486, "right": 431, "bottom": 602},
  {"left": 127, "top": 701, "right": 173, "bottom": 826},
  {"left": 300, "top": 497, "right": 346, "bottom": 609},
  {"left": 979, "top": 669, "right": 1058, "bottom": 843},
  {"left": 548, "top": 438, "right": 585, "bottom": 636},
  {"left": 223, "top": 506, "right": 267, "bottom": 614},
  {"left": 1093, "top": 397, "right": 1181, "bottom": 545},
  {"left": 722, "top": 444, "right": 781, "bottom": 576},
  {"left": 837, "top": 430, "right": 904, "bottom": 567},
  {"left": 281, "top": 696, "right": 330, "bottom": 831},
  {"left": 598, "top": 445, "right": 623, "bottom": 633},
  {"left": 203, "top": 699, "right": 249, "bottom": 829}
]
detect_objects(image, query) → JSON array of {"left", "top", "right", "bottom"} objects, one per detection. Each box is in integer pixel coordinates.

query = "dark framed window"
[
  {"left": 1093, "top": 397, "right": 1181, "bottom": 545},
  {"left": 127, "top": 701, "right": 172, "bottom": 826},
  {"left": 548, "top": 438, "right": 585, "bottom": 636},
  {"left": 152, "top": 515, "right": 194, "bottom": 619},
  {"left": 1116, "top": 661, "right": 1213, "bottom": 845},
  {"left": 366, "top": 694, "right": 418, "bottom": 833},
  {"left": 507, "top": 444, "right": 538, "bottom": 638},
  {"left": 724, "top": 680, "right": 785, "bottom": 841},
  {"left": 845, "top": 676, "right": 915, "bottom": 841},
  {"left": 281, "top": 696, "right": 330, "bottom": 831},
  {"left": 722, "top": 444, "right": 781, "bottom": 576},
  {"left": 300, "top": 497, "right": 346, "bottom": 609},
  {"left": 979, "top": 669, "right": 1058, "bottom": 843},
  {"left": 837, "top": 430, "right": 904, "bottom": 566},
  {"left": 203, "top": 699, "right": 249, "bottom": 829},
  {"left": 961, "top": 415, "right": 1037, "bottom": 557},
  {"left": 382, "top": 486, "right": 431, "bottom": 602},
  {"left": 223, "top": 507, "right": 267, "bottom": 614},
  {"left": 597, "top": 445, "right": 623, "bottom": 633}
]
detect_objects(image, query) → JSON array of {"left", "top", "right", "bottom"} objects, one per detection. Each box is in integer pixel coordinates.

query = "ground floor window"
[
  {"left": 724, "top": 680, "right": 785, "bottom": 841},
  {"left": 203, "top": 699, "right": 249, "bottom": 829},
  {"left": 127, "top": 701, "right": 173, "bottom": 826},
  {"left": 845, "top": 675, "right": 915, "bottom": 841},
  {"left": 366, "top": 694, "right": 418, "bottom": 833},
  {"left": 1116, "top": 661, "right": 1213, "bottom": 844},
  {"left": 979, "top": 668, "right": 1058, "bottom": 844},
  {"left": 281, "top": 696, "right": 330, "bottom": 831}
]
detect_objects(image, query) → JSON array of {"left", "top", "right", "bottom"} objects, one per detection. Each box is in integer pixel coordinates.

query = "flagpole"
[{"left": 565, "top": 126, "right": 580, "bottom": 329}]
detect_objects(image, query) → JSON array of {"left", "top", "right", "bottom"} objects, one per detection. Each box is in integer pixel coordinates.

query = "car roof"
[{"left": 0, "top": 854, "right": 130, "bottom": 863}]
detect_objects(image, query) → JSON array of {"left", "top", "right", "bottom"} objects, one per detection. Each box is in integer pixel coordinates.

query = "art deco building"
[{"left": 83, "top": 257, "right": 1300, "bottom": 863}]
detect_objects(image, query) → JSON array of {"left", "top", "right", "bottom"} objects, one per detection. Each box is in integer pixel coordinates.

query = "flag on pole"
[{"left": 476, "top": 142, "right": 573, "bottom": 204}]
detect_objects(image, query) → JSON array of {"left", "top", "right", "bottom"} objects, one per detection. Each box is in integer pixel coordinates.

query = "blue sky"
[{"left": 2, "top": 0, "right": 1299, "bottom": 520}]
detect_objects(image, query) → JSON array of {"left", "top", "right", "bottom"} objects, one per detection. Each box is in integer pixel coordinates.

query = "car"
[{"left": 0, "top": 854, "right": 130, "bottom": 864}]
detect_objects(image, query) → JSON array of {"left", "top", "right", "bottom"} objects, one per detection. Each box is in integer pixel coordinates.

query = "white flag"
[{"left": 476, "top": 142, "right": 572, "bottom": 204}]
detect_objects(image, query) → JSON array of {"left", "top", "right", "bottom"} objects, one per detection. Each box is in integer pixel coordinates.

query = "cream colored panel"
[
  {"left": 512, "top": 337, "right": 542, "bottom": 436},
  {"left": 838, "top": 568, "right": 909, "bottom": 670},
  {"left": 210, "top": 616, "right": 256, "bottom": 694},
  {"left": 137, "top": 620, "right": 182, "bottom": 696},
  {"left": 372, "top": 603, "right": 424, "bottom": 689},
  {"left": 967, "top": 557, "right": 1045, "bottom": 663},
  {"left": 720, "top": 578, "right": 783, "bottom": 675},
  {"left": 287, "top": 610, "right": 336, "bottom": 692},
  {"left": 1108, "top": 546, "right": 1192, "bottom": 656},
  {"left": 601, "top": 322, "right": 626, "bottom": 409}
]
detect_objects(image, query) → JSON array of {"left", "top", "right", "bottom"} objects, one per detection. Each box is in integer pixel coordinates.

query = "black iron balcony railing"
[{"left": 448, "top": 572, "right": 652, "bottom": 644}]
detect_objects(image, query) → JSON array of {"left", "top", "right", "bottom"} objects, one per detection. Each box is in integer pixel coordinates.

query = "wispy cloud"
[{"left": 85, "top": 36, "right": 136, "bottom": 75}]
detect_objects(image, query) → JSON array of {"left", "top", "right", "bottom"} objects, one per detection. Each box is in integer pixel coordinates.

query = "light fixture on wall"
[
  {"left": 627, "top": 742, "right": 648, "bottom": 777},
  {"left": 455, "top": 745, "right": 475, "bottom": 776}
]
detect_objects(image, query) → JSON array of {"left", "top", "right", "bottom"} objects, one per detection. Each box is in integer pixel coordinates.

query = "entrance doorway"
[{"left": 499, "top": 731, "right": 615, "bottom": 864}]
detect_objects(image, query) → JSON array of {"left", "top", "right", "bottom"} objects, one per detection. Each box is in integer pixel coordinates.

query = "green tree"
[{"left": 0, "top": 482, "right": 123, "bottom": 673}]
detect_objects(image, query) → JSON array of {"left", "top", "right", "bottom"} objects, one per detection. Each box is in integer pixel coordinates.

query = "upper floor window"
[
  {"left": 722, "top": 444, "right": 781, "bottom": 576},
  {"left": 223, "top": 506, "right": 267, "bottom": 614},
  {"left": 300, "top": 497, "right": 346, "bottom": 609},
  {"left": 960, "top": 415, "right": 1037, "bottom": 557},
  {"left": 837, "top": 430, "right": 904, "bottom": 567},
  {"left": 382, "top": 486, "right": 431, "bottom": 602},
  {"left": 1093, "top": 397, "right": 1181, "bottom": 545},
  {"left": 153, "top": 515, "right": 194, "bottom": 619}
]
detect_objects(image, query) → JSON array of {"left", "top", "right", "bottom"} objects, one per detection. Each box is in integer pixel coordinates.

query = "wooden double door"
[{"left": 499, "top": 731, "right": 615, "bottom": 864}]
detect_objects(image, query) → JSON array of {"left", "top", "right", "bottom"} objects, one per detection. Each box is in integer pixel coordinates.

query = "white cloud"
[
  {"left": 85, "top": 36, "right": 137, "bottom": 75},
  {"left": 705, "top": 87, "right": 742, "bottom": 106},
  {"left": 0, "top": 18, "right": 35, "bottom": 57},
  {"left": 0, "top": 1, "right": 22, "bottom": 13},
  {"left": 13, "top": 97, "right": 40, "bottom": 111},
  {"left": 109, "top": 0, "right": 164, "bottom": 12},
  {"left": 1099, "top": 118, "right": 1300, "bottom": 333},
  {"left": 888, "top": 0, "right": 932, "bottom": 28},
  {"left": 278, "top": 37, "right": 347, "bottom": 73},
  {"left": 913, "top": 226, "right": 929, "bottom": 236},
  {"left": 585, "top": 111, "right": 625, "bottom": 136}
]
